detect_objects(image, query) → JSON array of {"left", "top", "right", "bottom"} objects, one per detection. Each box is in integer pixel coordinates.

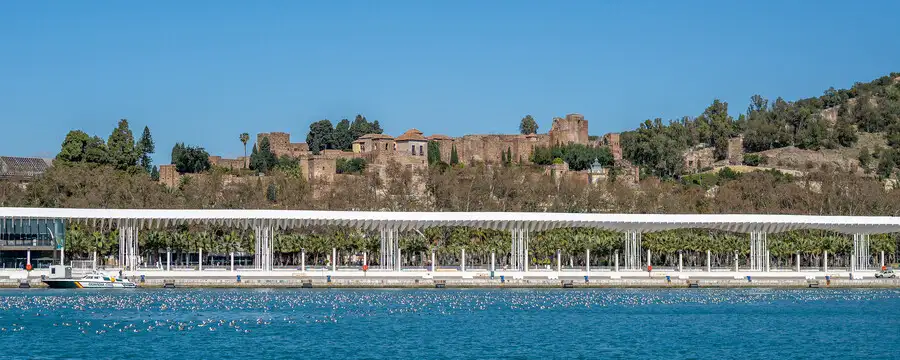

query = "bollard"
[
  {"left": 140, "top": 275, "right": 145, "bottom": 284},
  {"left": 236, "top": 274, "right": 241, "bottom": 283},
  {"left": 584, "top": 275, "right": 589, "bottom": 283},
  {"left": 746, "top": 275, "right": 752, "bottom": 283},
  {"left": 500, "top": 275, "right": 505, "bottom": 283}
]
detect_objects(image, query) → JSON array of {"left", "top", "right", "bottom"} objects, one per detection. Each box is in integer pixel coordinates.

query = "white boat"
[{"left": 43, "top": 272, "right": 137, "bottom": 289}]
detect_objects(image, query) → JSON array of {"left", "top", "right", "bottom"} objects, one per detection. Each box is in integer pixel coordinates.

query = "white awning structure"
[{"left": 1, "top": 207, "right": 899, "bottom": 234}]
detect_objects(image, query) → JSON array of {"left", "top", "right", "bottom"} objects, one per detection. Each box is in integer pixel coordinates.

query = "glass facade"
[{"left": 0, "top": 218, "right": 66, "bottom": 248}]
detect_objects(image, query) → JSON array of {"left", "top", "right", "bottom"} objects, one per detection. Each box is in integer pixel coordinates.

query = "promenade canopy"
[{"left": 1, "top": 208, "right": 899, "bottom": 234}]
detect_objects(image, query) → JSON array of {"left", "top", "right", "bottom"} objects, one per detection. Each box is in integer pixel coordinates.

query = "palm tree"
[{"left": 240, "top": 133, "right": 250, "bottom": 169}]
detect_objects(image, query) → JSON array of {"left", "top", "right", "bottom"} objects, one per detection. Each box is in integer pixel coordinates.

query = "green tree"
[
  {"left": 107, "top": 119, "right": 139, "bottom": 171},
  {"left": 332, "top": 119, "right": 354, "bottom": 151},
  {"left": 876, "top": 149, "right": 896, "bottom": 179},
  {"left": 56, "top": 130, "right": 91, "bottom": 163},
  {"left": 427, "top": 141, "right": 441, "bottom": 165},
  {"left": 307, "top": 120, "right": 334, "bottom": 154},
  {"left": 349, "top": 115, "right": 383, "bottom": 140},
  {"left": 250, "top": 137, "right": 277, "bottom": 174},
  {"left": 450, "top": 144, "right": 459, "bottom": 165},
  {"left": 266, "top": 183, "right": 277, "bottom": 203},
  {"left": 858, "top": 147, "right": 872, "bottom": 169},
  {"left": 150, "top": 166, "right": 160, "bottom": 181},
  {"left": 519, "top": 115, "right": 538, "bottom": 134},
  {"left": 137, "top": 126, "right": 155, "bottom": 173},
  {"left": 171, "top": 143, "right": 210, "bottom": 173}
]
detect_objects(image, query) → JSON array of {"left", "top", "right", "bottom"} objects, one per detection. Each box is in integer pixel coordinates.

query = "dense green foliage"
[
  {"left": 336, "top": 158, "right": 366, "bottom": 174},
  {"left": 306, "top": 115, "right": 382, "bottom": 154},
  {"left": 519, "top": 114, "right": 538, "bottom": 134},
  {"left": 450, "top": 144, "right": 459, "bottom": 165},
  {"left": 250, "top": 137, "right": 278, "bottom": 173},
  {"left": 107, "top": 119, "right": 140, "bottom": 171},
  {"left": 622, "top": 74, "right": 900, "bottom": 178},
  {"left": 531, "top": 144, "right": 613, "bottom": 170},
  {"left": 171, "top": 143, "right": 210, "bottom": 173},
  {"left": 427, "top": 140, "right": 441, "bottom": 166},
  {"left": 137, "top": 126, "right": 155, "bottom": 173}
]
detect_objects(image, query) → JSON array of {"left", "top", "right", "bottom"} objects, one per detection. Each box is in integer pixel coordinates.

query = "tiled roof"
[{"left": 396, "top": 129, "right": 426, "bottom": 141}]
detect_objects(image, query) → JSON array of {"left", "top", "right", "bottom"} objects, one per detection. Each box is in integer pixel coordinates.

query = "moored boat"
[{"left": 43, "top": 272, "right": 137, "bottom": 289}]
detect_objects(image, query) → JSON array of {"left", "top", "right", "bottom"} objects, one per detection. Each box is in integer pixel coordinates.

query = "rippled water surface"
[{"left": 0, "top": 288, "right": 897, "bottom": 359}]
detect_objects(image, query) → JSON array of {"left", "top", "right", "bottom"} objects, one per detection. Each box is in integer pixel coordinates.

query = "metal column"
[
  {"left": 749, "top": 231, "right": 767, "bottom": 271},
  {"left": 623, "top": 231, "right": 641, "bottom": 270},
  {"left": 380, "top": 228, "right": 399, "bottom": 271},
  {"left": 851, "top": 233, "right": 870, "bottom": 271},
  {"left": 510, "top": 228, "right": 529, "bottom": 271}
]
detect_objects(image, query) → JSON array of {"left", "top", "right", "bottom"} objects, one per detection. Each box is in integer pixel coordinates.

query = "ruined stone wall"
[
  {"left": 208, "top": 155, "right": 248, "bottom": 170},
  {"left": 257, "top": 132, "right": 309, "bottom": 158},
  {"left": 453, "top": 134, "right": 550, "bottom": 164},
  {"left": 548, "top": 114, "right": 589, "bottom": 145},
  {"left": 603, "top": 133, "right": 622, "bottom": 161},
  {"left": 682, "top": 147, "right": 715, "bottom": 173},
  {"left": 727, "top": 136, "right": 744, "bottom": 165},
  {"left": 158, "top": 164, "right": 179, "bottom": 188}
]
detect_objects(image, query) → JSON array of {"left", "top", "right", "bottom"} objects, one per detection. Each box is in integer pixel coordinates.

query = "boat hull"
[{"left": 43, "top": 279, "right": 137, "bottom": 289}]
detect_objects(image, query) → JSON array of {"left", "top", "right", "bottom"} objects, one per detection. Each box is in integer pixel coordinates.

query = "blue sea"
[{"left": 0, "top": 288, "right": 897, "bottom": 359}]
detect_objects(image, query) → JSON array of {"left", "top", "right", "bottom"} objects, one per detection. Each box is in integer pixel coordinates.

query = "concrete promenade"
[{"left": 2, "top": 268, "right": 897, "bottom": 288}]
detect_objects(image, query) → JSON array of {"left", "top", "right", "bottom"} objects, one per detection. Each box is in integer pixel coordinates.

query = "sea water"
[{"left": 0, "top": 288, "right": 897, "bottom": 359}]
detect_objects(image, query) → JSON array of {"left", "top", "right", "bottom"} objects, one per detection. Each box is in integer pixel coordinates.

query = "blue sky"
[{"left": 1, "top": 1, "right": 898, "bottom": 163}]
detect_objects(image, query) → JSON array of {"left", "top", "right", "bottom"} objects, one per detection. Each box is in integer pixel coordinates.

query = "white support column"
[
  {"left": 795, "top": 252, "right": 800, "bottom": 272},
  {"left": 646, "top": 249, "right": 651, "bottom": 269},
  {"left": 199, "top": 247, "right": 203, "bottom": 272},
  {"left": 490, "top": 252, "right": 494, "bottom": 273},
  {"left": 585, "top": 249, "right": 590, "bottom": 274},
  {"left": 706, "top": 250, "right": 711, "bottom": 272},
  {"left": 823, "top": 250, "right": 828, "bottom": 272},
  {"left": 230, "top": 252, "right": 235, "bottom": 272},
  {"left": 750, "top": 231, "right": 768, "bottom": 272},
  {"left": 510, "top": 228, "right": 530, "bottom": 272},
  {"left": 461, "top": 249, "right": 466, "bottom": 272},
  {"left": 678, "top": 251, "right": 683, "bottom": 272},
  {"left": 363, "top": 252, "right": 367, "bottom": 269},
  {"left": 623, "top": 231, "right": 641, "bottom": 271},
  {"left": 332, "top": 248, "right": 337, "bottom": 272},
  {"left": 881, "top": 251, "right": 885, "bottom": 268},
  {"left": 852, "top": 233, "right": 870, "bottom": 271},
  {"left": 301, "top": 249, "right": 306, "bottom": 272},
  {"left": 166, "top": 247, "right": 171, "bottom": 271},
  {"left": 92, "top": 251, "right": 97, "bottom": 271},
  {"left": 765, "top": 250, "right": 770, "bottom": 272},
  {"left": 26, "top": 249, "right": 31, "bottom": 267},
  {"left": 397, "top": 248, "right": 402, "bottom": 272},
  {"left": 734, "top": 251, "right": 739, "bottom": 271},
  {"left": 432, "top": 251, "right": 437, "bottom": 272},
  {"left": 60, "top": 247, "right": 65, "bottom": 266},
  {"left": 614, "top": 250, "right": 619, "bottom": 272}
]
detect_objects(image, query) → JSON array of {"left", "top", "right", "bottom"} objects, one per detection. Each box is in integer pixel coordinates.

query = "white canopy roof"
[{"left": 1, "top": 207, "right": 898, "bottom": 234}]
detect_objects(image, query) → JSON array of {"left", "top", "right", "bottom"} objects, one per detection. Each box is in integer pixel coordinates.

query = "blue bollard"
[
  {"left": 327, "top": 275, "right": 332, "bottom": 283},
  {"left": 500, "top": 275, "right": 505, "bottom": 283},
  {"left": 236, "top": 274, "right": 241, "bottom": 283},
  {"left": 140, "top": 274, "right": 145, "bottom": 283},
  {"left": 746, "top": 275, "right": 752, "bottom": 282},
  {"left": 584, "top": 275, "right": 589, "bottom": 283}
]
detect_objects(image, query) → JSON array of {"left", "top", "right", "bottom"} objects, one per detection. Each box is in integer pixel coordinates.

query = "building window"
[
  {"left": 384, "top": 144, "right": 388, "bottom": 151},
  {"left": 419, "top": 145, "right": 423, "bottom": 156},
  {"left": 412, "top": 146, "right": 416, "bottom": 156}
]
